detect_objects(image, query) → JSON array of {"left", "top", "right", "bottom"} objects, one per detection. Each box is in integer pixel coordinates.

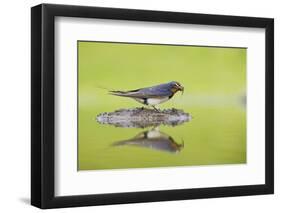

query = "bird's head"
[{"left": 169, "top": 81, "right": 184, "bottom": 95}]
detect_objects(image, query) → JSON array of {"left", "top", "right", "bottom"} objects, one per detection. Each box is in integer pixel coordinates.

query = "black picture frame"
[{"left": 31, "top": 3, "right": 274, "bottom": 209}]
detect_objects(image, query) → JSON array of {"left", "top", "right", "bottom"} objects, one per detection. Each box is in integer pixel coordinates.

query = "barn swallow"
[
  {"left": 112, "top": 128, "right": 184, "bottom": 153},
  {"left": 109, "top": 81, "right": 184, "bottom": 111}
]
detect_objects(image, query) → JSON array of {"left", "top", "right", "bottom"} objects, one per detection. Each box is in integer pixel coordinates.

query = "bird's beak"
[{"left": 178, "top": 85, "right": 184, "bottom": 95}]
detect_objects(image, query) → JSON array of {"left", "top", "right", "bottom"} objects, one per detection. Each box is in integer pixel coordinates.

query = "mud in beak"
[{"left": 178, "top": 86, "right": 184, "bottom": 95}]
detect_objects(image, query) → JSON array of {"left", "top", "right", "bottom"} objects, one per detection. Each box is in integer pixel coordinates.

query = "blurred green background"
[{"left": 78, "top": 41, "right": 246, "bottom": 171}]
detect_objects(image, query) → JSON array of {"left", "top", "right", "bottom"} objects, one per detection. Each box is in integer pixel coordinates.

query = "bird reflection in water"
[{"left": 112, "top": 127, "right": 184, "bottom": 154}]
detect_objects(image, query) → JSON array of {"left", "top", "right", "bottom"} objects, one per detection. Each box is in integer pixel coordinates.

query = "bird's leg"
[{"left": 152, "top": 105, "right": 160, "bottom": 112}]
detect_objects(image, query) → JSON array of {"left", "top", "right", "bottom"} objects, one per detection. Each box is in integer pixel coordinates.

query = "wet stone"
[{"left": 96, "top": 107, "right": 192, "bottom": 128}]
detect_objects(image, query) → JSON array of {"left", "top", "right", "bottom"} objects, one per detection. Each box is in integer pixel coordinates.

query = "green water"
[{"left": 78, "top": 41, "right": 246, "bottom": 171}]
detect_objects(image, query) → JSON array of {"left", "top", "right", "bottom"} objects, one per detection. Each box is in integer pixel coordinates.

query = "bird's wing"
[{"left": 109, "top": 87, "right": 171, "bottom": 98}]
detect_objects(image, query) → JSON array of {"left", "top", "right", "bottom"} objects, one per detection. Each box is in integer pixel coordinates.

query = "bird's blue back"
[{"left": 137, "top": 82, "right": 174, "bottom": 97}]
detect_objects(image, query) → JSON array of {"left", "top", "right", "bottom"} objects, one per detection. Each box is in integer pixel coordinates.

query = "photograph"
[{"left": 78, "top": 41, "right": 247, "bottom": 171}]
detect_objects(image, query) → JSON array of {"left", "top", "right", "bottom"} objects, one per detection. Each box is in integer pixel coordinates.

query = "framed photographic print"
[{"left": 31, "top": 3, "right": 274, "bottom": 209}]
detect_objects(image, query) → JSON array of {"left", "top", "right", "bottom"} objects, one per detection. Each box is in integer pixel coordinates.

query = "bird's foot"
[{"left": 152, "top": 106, "right": 161, "bottom": 113}]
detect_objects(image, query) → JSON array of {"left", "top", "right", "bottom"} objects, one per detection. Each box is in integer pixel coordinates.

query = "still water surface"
[{"left": 78, "top": 99, "right": 246, "bottom": 170}]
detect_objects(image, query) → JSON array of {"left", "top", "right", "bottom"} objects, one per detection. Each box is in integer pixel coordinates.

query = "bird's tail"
[
  {"left": 96, "top": 85, "right": 114, "bottom": 91},
  {"left": 96, "top": 85, "right": 127, "bottom": 96},
  {"left": 108, "top": 90, "right": 130, "bottom": 97},
  {"left": 109, "top": 90, "right": 127, "bottom": 94}
]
